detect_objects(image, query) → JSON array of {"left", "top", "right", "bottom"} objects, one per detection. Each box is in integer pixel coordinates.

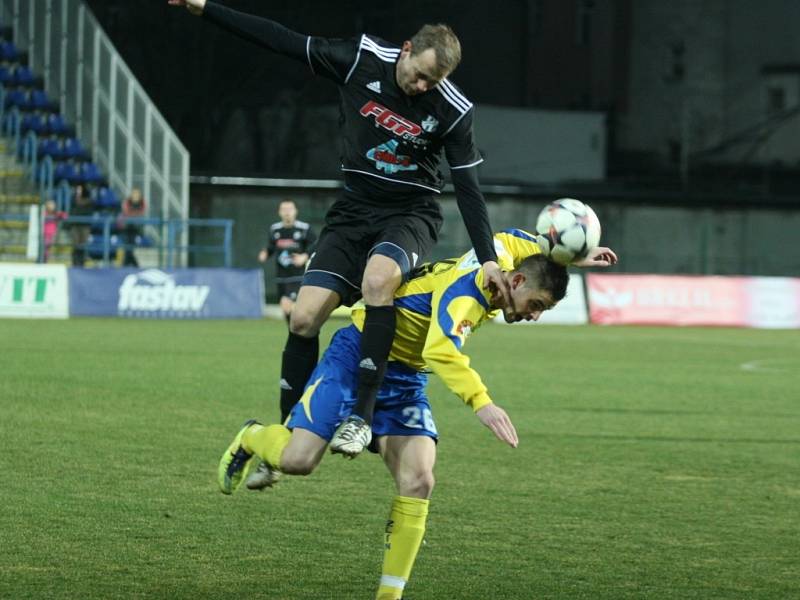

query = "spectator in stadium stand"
[
  {"left": 258, "top": 199, "right": 317, "bottom": 325},
  {"left": 42, "top": 199, "right": 66, "bottom": 262},
  {"left": 216, "top": 237, "right": 617, "bottom": 600},
  {"left": 169, "top": 1, "right": 512, "bottom": 453},
  {"left": 120, "top": 187, "right": 146, "bottom": 267},
  {"left": 67, "top": 184, "right": 93, "bottom": 267}
]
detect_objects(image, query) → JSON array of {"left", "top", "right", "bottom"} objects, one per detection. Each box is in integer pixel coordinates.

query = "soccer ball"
[{"left": 535, "top": 198, "right": 601, "bottom": 265}]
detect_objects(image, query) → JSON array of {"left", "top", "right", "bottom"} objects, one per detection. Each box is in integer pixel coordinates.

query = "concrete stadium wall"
[
  {"left": 472, "top": 106, "right": 606, "bottom": 183},
  {"left": 190, "top": 185, "right": 800, "bottom": 301}
]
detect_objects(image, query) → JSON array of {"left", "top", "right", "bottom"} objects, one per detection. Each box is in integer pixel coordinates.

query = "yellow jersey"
[{"left": 352, "top": 229, "right": 543, "bottom": 412}]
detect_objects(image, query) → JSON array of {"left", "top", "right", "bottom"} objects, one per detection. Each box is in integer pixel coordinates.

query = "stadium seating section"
[{"left": 0, "top": 23, "right": 151, "bottom": 263}]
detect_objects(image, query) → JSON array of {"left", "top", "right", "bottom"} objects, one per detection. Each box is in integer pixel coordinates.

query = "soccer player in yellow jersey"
[{"left": 218, "top": 230, "right": 617, "bottom": 600}]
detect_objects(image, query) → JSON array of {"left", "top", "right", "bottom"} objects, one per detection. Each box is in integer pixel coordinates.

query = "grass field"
[{"left": 1, "top": 317, "right": 798, "bottom": 599}]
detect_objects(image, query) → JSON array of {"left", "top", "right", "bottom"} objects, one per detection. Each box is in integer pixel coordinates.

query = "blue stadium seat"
[
  {"left": 30, "top": 89, "right": 52, "bottom": 110},
  {"left": 13, "top": 65, "right": 34, "bottom": 86},
  {"left": 95, "top": 186, "right": 119, "bottom": 210},
  {"left": 62, "top": 137, "right": 87, "bottom": 159},
  {"left": 46, "top": 113, "right": 70, "bottom": 135},
  {"left": 86, "top": 233, "right": 121, "bottom": 260},
  {"left": 21, "top": 111, "right": 46, "bottom": 134},
  {"left": 4, "top": 88, "right": 27, "bottom": 108},
  {"left": 0, "top": 65, "right": 12, "bottom": 84},
  {"left": 54, "top": 160, "right": 79, "bottom": 185},
  {"left": 0, "top": 41, "right": 19, "bottom": 61},
  {"left": 88, "top": 219, "right": 106, "bottom": 235},
  {"left": 79, "top": 161, "right": 104, "bottom": 185},
  {"left": 37, "top": 136, "right": 62, "bottom": 159}
]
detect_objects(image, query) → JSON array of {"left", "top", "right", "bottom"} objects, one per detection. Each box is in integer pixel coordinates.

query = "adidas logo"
[
  {"left": 366, "top": 81, "right": 381, "bottom": 94},
  {"left": 359, "top": 358, "right": 378, "bottom": 371},
  {"left": 279, "top": 378, "right": 292, "bottom": 391}
]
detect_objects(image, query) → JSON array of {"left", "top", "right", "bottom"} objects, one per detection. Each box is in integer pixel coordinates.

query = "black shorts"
[
  {"left": 303, "top": 190, "right": 443, "bottom": 306},
  {"left": 277, "top": 281, "right": 301, "bottom": 302}
]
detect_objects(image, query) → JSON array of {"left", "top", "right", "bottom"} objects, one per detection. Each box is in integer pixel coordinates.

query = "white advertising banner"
[
  {"left": 745, "top": 277, "right": 800, "bottom": 329},
  {"left": 494, "top": 273, "right": 588, "bottom": 325},
  {"left": 0, "top": 263, "right": 69, "bottom": 319}
]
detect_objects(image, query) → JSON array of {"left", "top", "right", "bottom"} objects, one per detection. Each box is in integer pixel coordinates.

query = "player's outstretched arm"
[
  {"left": 476, "top": 404, "right": 519, "bottom": 448},
  {"left": 167, "top": 0, "right": 205, "bottom": 17},
  {"left": 449, "top": 167, "right": 512, "bottom": 307},
  {"left": 572, "top": 246, "right": 619, "bottom": 268},
  {"left": 169, "top": 0, "right": 309, "bottom": 62}
]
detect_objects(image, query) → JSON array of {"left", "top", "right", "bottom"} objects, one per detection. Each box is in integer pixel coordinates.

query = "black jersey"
[
  {"left": 202, "top": 1, "right": 498, "bottom": 264},
  {"left": 266, "top": 220, "right": 316, "bottom": 283},
  {"left": 306, "top": 35, "right": 482, "bottom": 195}
]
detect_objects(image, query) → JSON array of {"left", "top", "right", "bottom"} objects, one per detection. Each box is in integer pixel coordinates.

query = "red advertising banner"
[{"left": 586, "top": 274, "right": 800, "bottom": 328}]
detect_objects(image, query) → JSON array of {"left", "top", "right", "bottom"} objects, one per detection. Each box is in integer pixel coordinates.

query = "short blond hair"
[{"left": 410, "top": 24, "right": 462, "bottom": 77}]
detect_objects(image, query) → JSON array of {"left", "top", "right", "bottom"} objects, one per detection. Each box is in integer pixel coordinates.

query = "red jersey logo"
[{"left": 360, "top": 101, "right": 422, "bottom": 138}]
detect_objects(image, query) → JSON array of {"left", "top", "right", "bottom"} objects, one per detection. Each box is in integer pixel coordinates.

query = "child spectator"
[{"left": 43, "top": 199, "right": 66, "bottom": 262}]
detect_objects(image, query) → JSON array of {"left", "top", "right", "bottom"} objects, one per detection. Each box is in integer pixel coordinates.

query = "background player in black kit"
[
  {"left": 258, "top": 199, "right": 316, "bottom": 324},
  {"left": 170, "top": 0, "right": 512, "bottom": 458}
]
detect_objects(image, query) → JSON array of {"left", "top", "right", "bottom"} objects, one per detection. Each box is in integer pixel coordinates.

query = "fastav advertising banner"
[
  {"left": 494, "top": 273, "right": 588, "bottom": 325},
  {"left": 68, "top": 268, "right": 264, "bottom": 319},
  {"left": 0, "top": 263, "right": 69, "bottom": 319},
  {"left": 586, "top": 274, "right": 800, "bottom": 328}
]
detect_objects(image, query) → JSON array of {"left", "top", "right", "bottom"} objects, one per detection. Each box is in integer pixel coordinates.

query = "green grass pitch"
[{"left": 1, "top": 318, "right": 798, "bottom": 599}]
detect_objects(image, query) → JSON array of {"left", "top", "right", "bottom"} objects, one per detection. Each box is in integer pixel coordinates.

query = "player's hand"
[
  {"left": 167, "top": 0, "right": 205, "bottom": 16},
  {"left": 291, "top": 253, "right": 308, "bottom": 267},
  {"left": 572, "top": 246, "right": 618, "bottom": 268},
  {"left": 481, "top": 261, "right": 512, "bottom": 309},
  {"left": 476, "top": 404, "right": 518, "bottom": 448},
  {"left": 257, "top": 249, "right": 268, "bottom": 263}
]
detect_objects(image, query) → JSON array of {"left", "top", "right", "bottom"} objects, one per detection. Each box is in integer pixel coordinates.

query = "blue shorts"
[{"left": 287, "top": 325, "right": 438, "bottom": 447}]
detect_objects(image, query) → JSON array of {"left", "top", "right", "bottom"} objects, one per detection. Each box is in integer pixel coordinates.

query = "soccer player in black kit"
[
  {"left": 258, "top": 199, "right": 316, "bottom": 324},
  {"left": 170, "top": 0, "right": 512, "bottom": 459}
]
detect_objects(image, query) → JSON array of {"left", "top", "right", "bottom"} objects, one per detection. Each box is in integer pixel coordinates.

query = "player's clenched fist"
[{"left": 167, "top": 0, "right": 206, "bottom": 16}]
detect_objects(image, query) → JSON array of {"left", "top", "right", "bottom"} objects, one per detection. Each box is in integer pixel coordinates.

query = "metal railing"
[
  {"left": 0, "top": 0, "right": 190, "bottom": 263},
  {"left": 0, "top": 214, "right": 233, "bottom": 267}
]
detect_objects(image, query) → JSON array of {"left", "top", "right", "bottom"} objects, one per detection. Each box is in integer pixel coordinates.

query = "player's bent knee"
[
  {"left": 288, "top": 307, "right": 318, "bottom": 337},
  {"left": 278, "top": 452, "right": 319, "bottom": 476},
  {"left": 397, "top": 470, "right": 435, "bottom": 499},
  {"left": 289, "top": 289, "right": 338, "bottom": 335},
  {"left": 361, "top": 271, "right": 399, "bottom": 304}
]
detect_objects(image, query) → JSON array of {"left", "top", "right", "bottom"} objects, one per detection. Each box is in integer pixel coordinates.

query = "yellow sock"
[
  {"left": 242, "top": 424, "right": 291, "bottom": 469},
  {"left": 375, "top": 495, "right": 429, "bottom": 600}
]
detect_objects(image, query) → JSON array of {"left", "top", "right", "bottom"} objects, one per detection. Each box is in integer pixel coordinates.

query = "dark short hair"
[
  {"left": 516, "top": 254, "right": 569, "bottom": 301},
  {"left": 410, "top": 24, "right": 461, "bottom": 77}
]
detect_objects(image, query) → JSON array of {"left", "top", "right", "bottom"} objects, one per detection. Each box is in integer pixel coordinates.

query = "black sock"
[
  {"left": 279, "top": 332, "right": 319, "bottom": 422},
  {"left": 352, "top": 305, "right": 396, "bottom": 425}
]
